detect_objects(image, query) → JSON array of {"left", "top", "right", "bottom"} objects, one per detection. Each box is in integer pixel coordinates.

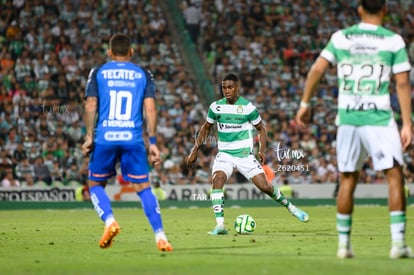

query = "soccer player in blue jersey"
[{"left": 82, "top": 33, "right": 172, "bottom": 252}]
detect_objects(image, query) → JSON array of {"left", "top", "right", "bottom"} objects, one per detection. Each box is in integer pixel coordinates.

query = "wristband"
[
  {"left": 300, "top": 101, "right": 310, "bottom": 108},
  {"left": 149, "top": 136, "right": 157, "bottom": 145}
]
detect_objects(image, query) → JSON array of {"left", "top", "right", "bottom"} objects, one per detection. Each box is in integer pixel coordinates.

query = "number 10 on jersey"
[{"left": 108, "top": 90, "right": 133, "bottom": 120}]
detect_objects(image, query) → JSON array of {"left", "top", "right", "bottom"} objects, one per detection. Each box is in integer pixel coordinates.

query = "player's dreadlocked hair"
[{"left": 360, "top": 0, "right": 386, "bottom": 14}]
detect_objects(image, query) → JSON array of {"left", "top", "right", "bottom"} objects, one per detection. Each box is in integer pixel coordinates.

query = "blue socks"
[
  {"left": 90, "top": 185, "right": 113, "bottom": 222},
  {"left": 90, "top": 185, "right": 164, "bottom": 234},
  {"left": 138, "top": 188, "right": 164, "bottom": 233}
]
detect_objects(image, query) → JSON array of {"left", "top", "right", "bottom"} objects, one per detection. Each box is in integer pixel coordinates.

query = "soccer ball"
[{"left": 234, "top": 214, "right": 256, "bottom": 234}]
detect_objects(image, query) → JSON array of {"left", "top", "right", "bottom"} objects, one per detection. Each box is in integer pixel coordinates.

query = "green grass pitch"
[{"left": 1, "top": 205, "right": 413, "bottom": 275}]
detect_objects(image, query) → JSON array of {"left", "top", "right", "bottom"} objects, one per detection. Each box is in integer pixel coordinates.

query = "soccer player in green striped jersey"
[
  {"left": 187, "top": 73, "right": 309, "bottom": 235},
  {"left": 296, "top": 0, "right": 413, "bottom": 259}
]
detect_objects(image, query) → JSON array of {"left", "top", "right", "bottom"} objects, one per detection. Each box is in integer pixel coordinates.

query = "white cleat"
[
  {"left": 289, "top": 207, "right": 309, "bottom": 223},
  {"left": 337, "top": 245, "right": 354, "bottom": 259},
  {"left": 389, "top": 245, "right": 413, "bottom": 259}
]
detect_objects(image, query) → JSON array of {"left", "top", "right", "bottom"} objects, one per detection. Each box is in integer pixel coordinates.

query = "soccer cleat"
[
  {"left": 207, "top": 226, "right": 228, "bottom": 235},
  {"left": 99, "top": 221, "right": 121, "bottom": 249},
  {"left": 337, "top": 245, "right": 354, "bottom": 259},
  {"left": 289, "top": 207, "right": 309, "bottom": 223},
  {"left": 389, "top": 245, "right": 413, "bottom": 259},
  {"left": 157, "top": 239, "right": 173, "bottom": 252}
]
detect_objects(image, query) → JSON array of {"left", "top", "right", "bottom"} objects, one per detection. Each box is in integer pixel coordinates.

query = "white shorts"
[
  {"left": 212, "top": 152, "right": 264, "bottom": 181},
  {"left": 336, "top": 123, "right": 403, "bottom": 172}
]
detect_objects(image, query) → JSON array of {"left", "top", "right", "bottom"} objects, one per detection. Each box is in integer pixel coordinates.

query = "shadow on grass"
[
  {"left": 121, "top": 244, "right": 259, "bottom": 255},
  {"left": 174, "top": 244, "right": 257, "bottom": 252}
]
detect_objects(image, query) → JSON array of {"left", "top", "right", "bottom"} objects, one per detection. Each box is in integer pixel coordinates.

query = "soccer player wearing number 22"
[
  {"left": 82, "top": 33, "right": 172, "bottom": 252},
  {"left": 296, "top": 0, "right": 412, "bottom": 259}
]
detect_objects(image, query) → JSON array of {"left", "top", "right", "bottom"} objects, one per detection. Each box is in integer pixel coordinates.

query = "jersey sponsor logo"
[
  {"left": 101, "top": 69, "right": 142, "bottom": 80},
  {"left": 102, "top": 120, "right": 135, "bottom": 128},
  {"left": 104, "top": 131, "right": 133, "bottom": 141},
  {"left": 345, "top": 96, "right": 378, "bottom": 112},
  {"left": 222, "top": 115, "right": 243, "bottom": 121},
  {"left": 108, "top": 80, "right": 136, "bottom": 88},
  {"left": 346, "top": 102, "right": 378, "bottom": 112},
  {"left": 349, "top": 45, "right": 378, "bottom": 55},
  {"left": 345, "top": 33, "right": 384, "bottom": 40},
  {"left": 218, "top": 123, "right": 242, "bottom": 130}
]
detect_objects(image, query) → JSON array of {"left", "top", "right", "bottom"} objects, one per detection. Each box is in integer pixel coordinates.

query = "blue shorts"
[{"left": 88, "top": 142, "right": 149, "bottom": 183}]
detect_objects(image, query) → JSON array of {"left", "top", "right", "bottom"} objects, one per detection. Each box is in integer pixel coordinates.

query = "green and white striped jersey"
[
  {"left": 320, "top": 23, "right": 411, "bottom": 126},
  {"left": 206, "top": 96, "right": 261, "bottom": 157}
]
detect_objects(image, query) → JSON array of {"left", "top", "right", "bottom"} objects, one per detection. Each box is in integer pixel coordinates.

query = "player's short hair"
[
  {"left": 360, "top": 0, "right": 386, "bottom": 14},
  {"left": 109, "top": 33, "right": 131, "bottom": 56},
  {"left": 222, "top": 73, "right": 239, "bottom": 83}
]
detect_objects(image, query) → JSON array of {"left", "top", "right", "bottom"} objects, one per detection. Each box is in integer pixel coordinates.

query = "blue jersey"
[{"left": 85, "top": 61, "right": 155, "bottom": 145}]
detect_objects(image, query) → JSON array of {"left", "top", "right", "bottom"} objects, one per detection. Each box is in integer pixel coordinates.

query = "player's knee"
[
  {"left": 134, "top": 182, "right": 151, "bottom": 193},
  {"left": 88, "top": 180, "right": 106, "bottom": 187}
]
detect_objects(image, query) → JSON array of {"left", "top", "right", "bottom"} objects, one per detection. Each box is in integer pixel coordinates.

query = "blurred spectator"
[
  {"left": 1, "top": 167, "right": 20, "bottom": 187},
  {"left": 162, "top": 159, "right": 186, "bottom": 185},
  {"left": 15, "top": 156, "right": 35, "bottom": 186},
  {"left": 12, "top": 142, "right": 26, "bottom": 163},
  {"left": 181, "top": 0, "right": 202, "bottom": 43},
  {"left": 191, "top": 0, "right": 414, "bottom": 184},
  {"left": 192, "top": 160, "right": 210, "bottom": 184},
  {"left": 33, "top": 156, "right": 52, "bottom": 186},
  {"left": 50, "top": 159, "right": 64, "bottom": 183},
  {"left": 64, "top": 162, "right": 83, "bottom": 185},
  {"left": 0, "top": 0, "right": 412, "bottom": 189}
]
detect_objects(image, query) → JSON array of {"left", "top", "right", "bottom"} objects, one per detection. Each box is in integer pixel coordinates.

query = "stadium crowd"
[
  {"left": 183, "top": 0, "right": 414, "bottom": 185},
  {"left": 0, "top": 0, "right": 414, "bottom": 189}
]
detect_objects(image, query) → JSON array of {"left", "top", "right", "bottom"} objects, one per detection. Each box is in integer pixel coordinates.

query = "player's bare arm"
[
  {"left": 254, "top": 121, "right": 267, "bottom": 165},
  {"left": 144, "top": 97, "right": 161, "bottom": 166},
  {"left": 187, "top": 121, "right": 213, "bottom": 168},
  {"left": 82, "top": 96, "right": 97, "bottom": 155},
  {"left": 394, "top": 71, "right": 413, "bottom": 150},
  {"left": 295, "top": 57, "right": 330, "bottom": 128}
]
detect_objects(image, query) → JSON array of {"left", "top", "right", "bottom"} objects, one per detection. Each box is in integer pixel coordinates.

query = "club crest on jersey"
[{"left": 237, "top": 105, "right": 243, "bottom": 113}]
